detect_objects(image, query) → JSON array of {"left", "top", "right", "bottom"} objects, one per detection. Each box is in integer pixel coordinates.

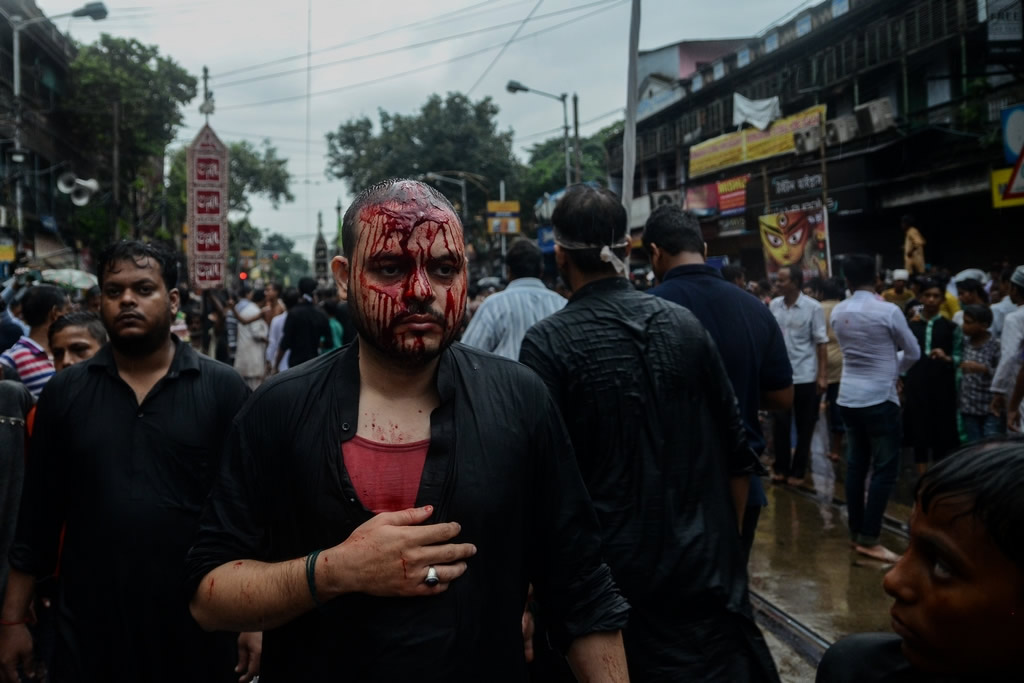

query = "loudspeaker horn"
[
  {"left": 57, "top": 172, "right": 78, "bottom": 194},
  {"left": 70, "top": 178, "right": 99, "bottom": 207}
]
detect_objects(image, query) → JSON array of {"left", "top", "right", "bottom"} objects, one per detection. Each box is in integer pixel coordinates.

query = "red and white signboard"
[{"left": 187, "top": 125, "right": 230, "bottom": 290}]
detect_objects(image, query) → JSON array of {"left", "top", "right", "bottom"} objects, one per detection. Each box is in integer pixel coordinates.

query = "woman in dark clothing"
[{"left": 903, "top": 280, "right": 962, "bottom": 473}]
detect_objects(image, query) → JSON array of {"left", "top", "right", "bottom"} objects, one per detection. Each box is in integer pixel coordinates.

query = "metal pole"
[
  {"left": 112, "top": 101, "right": 120, "bottom": 243},
  {"left": 499, "top": 180, "right": 506, "bottom": 261},
  {"left": 12, "top": 20, "right": 22, "bottom": 252},
  {"left": 561, "top": 94, "right": 571, "bottom": 188},
  {"left": 622, "top": 0, "right": 641, "bottom": 217},
  {"left": 460, "top": 178, "right": 468, "bottom": 226},
  {"left": 573, "top": 94, "right": 582, "bottom": 183}
]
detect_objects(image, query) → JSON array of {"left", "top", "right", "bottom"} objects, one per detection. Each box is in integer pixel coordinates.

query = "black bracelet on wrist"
[{"left": 305, "top": 549, "right": 324, "bottom": 608}]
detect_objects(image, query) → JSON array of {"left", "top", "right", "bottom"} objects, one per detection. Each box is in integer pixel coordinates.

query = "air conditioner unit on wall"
[
  {"left": 854, "top": 97, "right": 895, "bottom": 134},
  {"left": 650, "top": 190, "right": 682, "bottom": 209},
  {"left": 793, "top": 126, "right": 821, "bottom": 154},
  {"left": 825, "top": 115, "right": 859, "bottom": 145}
]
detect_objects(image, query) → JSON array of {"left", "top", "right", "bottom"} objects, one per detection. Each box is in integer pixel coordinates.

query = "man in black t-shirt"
[{"left": 275, "top": 276, "right": 330, "bottom": 370}]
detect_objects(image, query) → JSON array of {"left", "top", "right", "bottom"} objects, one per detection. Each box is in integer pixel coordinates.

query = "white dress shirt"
[
  {"left": 266, "top": 311, "right": 290, "bottom": 371},
  {"left": 831, "top": 290, "right": 921, "bottom": 408},
  {"left": 991, "top": 297, "right": 1018, "bottom": 341},
  {"left": 769, "top": 293, "right": 829, "bottom": 384},
  {"left": 462, "top": 278, "right": 566, "bottom": 360},
  {"left": 991, "top": 305, "right": 1024, "bottom": 396}
]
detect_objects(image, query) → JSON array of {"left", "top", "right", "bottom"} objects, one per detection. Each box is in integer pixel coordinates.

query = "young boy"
[
  {"left": 48, "top": 312, "right": 108, "bottom": 372},
  {"left": 958, "top": 305, "right": 1002, "bottom": 442},
  {"left": 816, "top": 438, "right": 1024, "bottom": 681}
]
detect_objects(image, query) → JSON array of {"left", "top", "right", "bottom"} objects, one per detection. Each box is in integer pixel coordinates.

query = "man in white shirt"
[
  {"left": 769, "top": 265, "right": 828, "bottom": 486},
  {"left": 266, "top": 287, "right": 298, "bottom": 375},
  {"left": 461, "top": 239, "right": 565, "bottom": 360},
  {"left": 831, "top": 255, "right": 921, "bottom": 563},
  {"left": 990, "top": 265, "right": 1024, "bottom": 424},
  {"left": 233, "top": 284, "right": 267, "bottom": 390}
]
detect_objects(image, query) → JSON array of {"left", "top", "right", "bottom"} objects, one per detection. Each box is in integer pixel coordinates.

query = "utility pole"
[
  {"left": 112, "top": 100, "right": 120, "bottom": 243},
  {"left": 199, "top": 66, "right": 215, "bottom": 121},
  {"left": 12, "top": 16, "right": 23, "bottom": 252},
  {"left": 573, "top": 94, "right": 582, "bottom": 183},
  {"left": 560, "top": 93, "right": 571, "bottom": 188}
]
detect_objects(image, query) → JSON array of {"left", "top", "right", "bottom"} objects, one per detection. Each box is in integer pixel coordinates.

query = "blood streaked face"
[{"left": 348, "top": 182, "right": 467, "bottom": 363}]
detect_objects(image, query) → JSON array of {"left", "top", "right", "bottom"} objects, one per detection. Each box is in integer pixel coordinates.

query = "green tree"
[
  {"left": 58, "top": 34, "right": 197, "bottom": 247},
  {"left": 166, "top": 140, "right": 295, "bottom": 235},
  {"left": 518, "top": 121, "right": 621, "bottom": 227},
  {"left": 325, "top": 92, "right": 522, "bottom": 239},
  {"left": 261, "top": 232, "right": 311, "bottom": 287}
]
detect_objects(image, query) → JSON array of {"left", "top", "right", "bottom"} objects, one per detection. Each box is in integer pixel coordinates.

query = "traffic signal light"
[{"left": 239, "top": 272, "right": 248, "bottom": 280}]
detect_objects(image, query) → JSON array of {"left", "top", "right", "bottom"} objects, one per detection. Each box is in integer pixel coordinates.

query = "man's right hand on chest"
[{"left": 326, "top": 505, "right": 477, "bottom": 598}]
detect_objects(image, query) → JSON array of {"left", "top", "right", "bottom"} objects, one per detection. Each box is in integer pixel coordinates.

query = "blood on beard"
[{"left": 350, "top": 190, "right": 467, "bottom": 359}]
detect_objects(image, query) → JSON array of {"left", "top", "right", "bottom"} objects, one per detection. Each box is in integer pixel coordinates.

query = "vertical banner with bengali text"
[
  {"left": 187, "top": 125, "right": 230, "bottom": 290},
  {"left": 758, "top": 206, "right": 830, "bottom": 280}
]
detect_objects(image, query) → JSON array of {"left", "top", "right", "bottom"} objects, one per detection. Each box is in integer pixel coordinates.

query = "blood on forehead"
[{"left": 356, "top": 184, "right": 464, "bottom": 261}]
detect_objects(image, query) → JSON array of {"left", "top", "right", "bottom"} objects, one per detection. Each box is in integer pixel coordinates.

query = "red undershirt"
[{"left": 341, "top": 435, "right": 429, "bottom": 513}]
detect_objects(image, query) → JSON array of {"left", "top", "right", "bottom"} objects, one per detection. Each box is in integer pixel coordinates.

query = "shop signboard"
[{"left": 689, "top": 105, "right": 826, "bottom": 177}]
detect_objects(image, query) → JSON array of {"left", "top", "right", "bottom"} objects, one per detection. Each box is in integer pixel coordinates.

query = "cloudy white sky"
[{"left": 41, "top": 0, "right": 809, "bottom": 256}]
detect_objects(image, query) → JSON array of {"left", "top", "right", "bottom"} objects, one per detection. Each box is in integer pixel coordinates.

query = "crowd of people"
[{"left": 0, "top": 180, "right": 1020, "bottom": 682}]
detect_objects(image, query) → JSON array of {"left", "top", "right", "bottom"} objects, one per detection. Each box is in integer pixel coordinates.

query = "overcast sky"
[{"left": 41, "top": 0, "right": 808, "bottom": 256}]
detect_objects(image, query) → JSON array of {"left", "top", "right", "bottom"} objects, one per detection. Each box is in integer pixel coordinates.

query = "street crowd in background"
[{"left": 0, "top": 182, "right": 1021, "bottom": 682}]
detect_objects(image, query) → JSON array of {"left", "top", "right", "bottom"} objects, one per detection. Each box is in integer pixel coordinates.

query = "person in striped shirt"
[{"left": 0, "top": 285, "right": 70, "bottom": 400}]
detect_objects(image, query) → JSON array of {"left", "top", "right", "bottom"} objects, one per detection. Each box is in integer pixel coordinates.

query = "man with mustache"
[
  {"left": 0, "top": 241, "right": 257, "bottom": 683},
  {"left": 186, "top": 179, "right": 629, "bottom": 681}
]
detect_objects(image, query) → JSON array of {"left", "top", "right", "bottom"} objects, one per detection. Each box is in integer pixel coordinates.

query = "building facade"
[
  {"left": 0, "top": 0, "right": 82, "bottom": 269},
  {"left": 612, "top": 0, "right": 1024, "bottom": 277}
]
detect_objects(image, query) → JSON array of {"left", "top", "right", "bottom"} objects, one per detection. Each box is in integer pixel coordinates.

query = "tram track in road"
[{"left": 748, "top": 480, "right": 911, "bottom": 672}]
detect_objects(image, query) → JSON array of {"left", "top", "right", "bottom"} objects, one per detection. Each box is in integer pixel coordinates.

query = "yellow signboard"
[
  {"left": 486, "top": 200, "right": 521, "bottom": 234},
  {"left": 992, "top": 168, "right": 1024, "bottom": 208},
  {"left": 0, "top": 239, "right": 14, "bottom": 264},
  {"left": 690, "top": 105, "right": 827, "bottom": 178}
]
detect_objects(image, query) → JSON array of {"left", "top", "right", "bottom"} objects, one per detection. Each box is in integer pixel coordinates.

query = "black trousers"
[{"left": 772, "top": 382, "right": 819, "bottom": 479}]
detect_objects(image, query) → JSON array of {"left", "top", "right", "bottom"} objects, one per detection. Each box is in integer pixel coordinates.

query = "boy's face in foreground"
[{"left": 883, "top": 498, "right": 1024, "bottom": 676}]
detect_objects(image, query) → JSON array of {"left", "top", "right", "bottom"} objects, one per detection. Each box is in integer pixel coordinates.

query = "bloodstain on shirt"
[{"left": 342, "top": 435, "right": 429, "bottom": 514}]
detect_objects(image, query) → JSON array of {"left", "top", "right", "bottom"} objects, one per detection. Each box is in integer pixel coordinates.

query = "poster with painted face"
[{"left": 758, "top": 207, "right": 830, "bottom": 280}]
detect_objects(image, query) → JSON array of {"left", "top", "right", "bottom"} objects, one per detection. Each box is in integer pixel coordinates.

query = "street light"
[
  {"left": 1, "top": 2, "right": 108, "bottom": 252},
  {"left": 423, "top": 170, "right": 489, "bottom": 228},
  {"left": 507, "top": 79, "right": 571, "bottom": 189}
]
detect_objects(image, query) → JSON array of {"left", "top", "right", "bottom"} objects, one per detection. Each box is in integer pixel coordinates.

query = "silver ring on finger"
[{"left": 424, "top": 565, "right": 440, "bottom": 587}]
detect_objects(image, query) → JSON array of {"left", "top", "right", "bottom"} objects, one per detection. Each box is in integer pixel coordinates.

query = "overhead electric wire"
[
  {"left": 466, "top": 0, "right": 545, "bottom": 96},
  {"left": 213, "top": 0, "right": 528, "bottom": 80},
  {"left": 219, "top": 0, "right": 627, "bottom": 111},
  {"left": 214, "top": 0, "right": 619, "bottom": 90},
  {"left": 515, "top": 107, "right": 622, "bottom": 142}
]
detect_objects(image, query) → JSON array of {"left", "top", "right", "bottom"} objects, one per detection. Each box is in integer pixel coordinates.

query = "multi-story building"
[
  {"left": 611, "top": 0, "right": 1024, "bottom": 276},
  {"left": 0, "top": 0, "right": 80, "bottom": 268}
]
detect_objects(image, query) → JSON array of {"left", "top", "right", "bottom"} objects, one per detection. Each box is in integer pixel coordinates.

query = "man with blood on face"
[
  {"left": 186, "top": 179, "right": 630, "bottom": 682},
  {"left": 344, "top": 181, "right": 467, "bottom": 364},
  {"left": 816, "top": 438, "right": 1024, "bottom": 682}
]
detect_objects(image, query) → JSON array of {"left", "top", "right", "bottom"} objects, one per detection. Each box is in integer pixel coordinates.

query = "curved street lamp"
[
  {"left": 422, "top": 170, "right": 489, "bottom": 227},
  {"left": 507, "top": 79, "right": 571, "bottom": 188}
]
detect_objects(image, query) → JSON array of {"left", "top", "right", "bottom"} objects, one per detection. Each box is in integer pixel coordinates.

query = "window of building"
[
  {"left": 692, "top": 73, "right": 703, "bottom": 91},
  {"left": 765, "top": 32, "right": 779, "bottom": 53},
  {"left": 832, "top": 0, "right": 849, "bottom": 18},
  {"left": 797, "top": 15, "right": 812, "bottom": 37},
  {"left": 737, "top": 47, "right": 751, "bottom": 68},
  {"left": 713, "top": 61, "right": 725, "bottom": 80}
]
